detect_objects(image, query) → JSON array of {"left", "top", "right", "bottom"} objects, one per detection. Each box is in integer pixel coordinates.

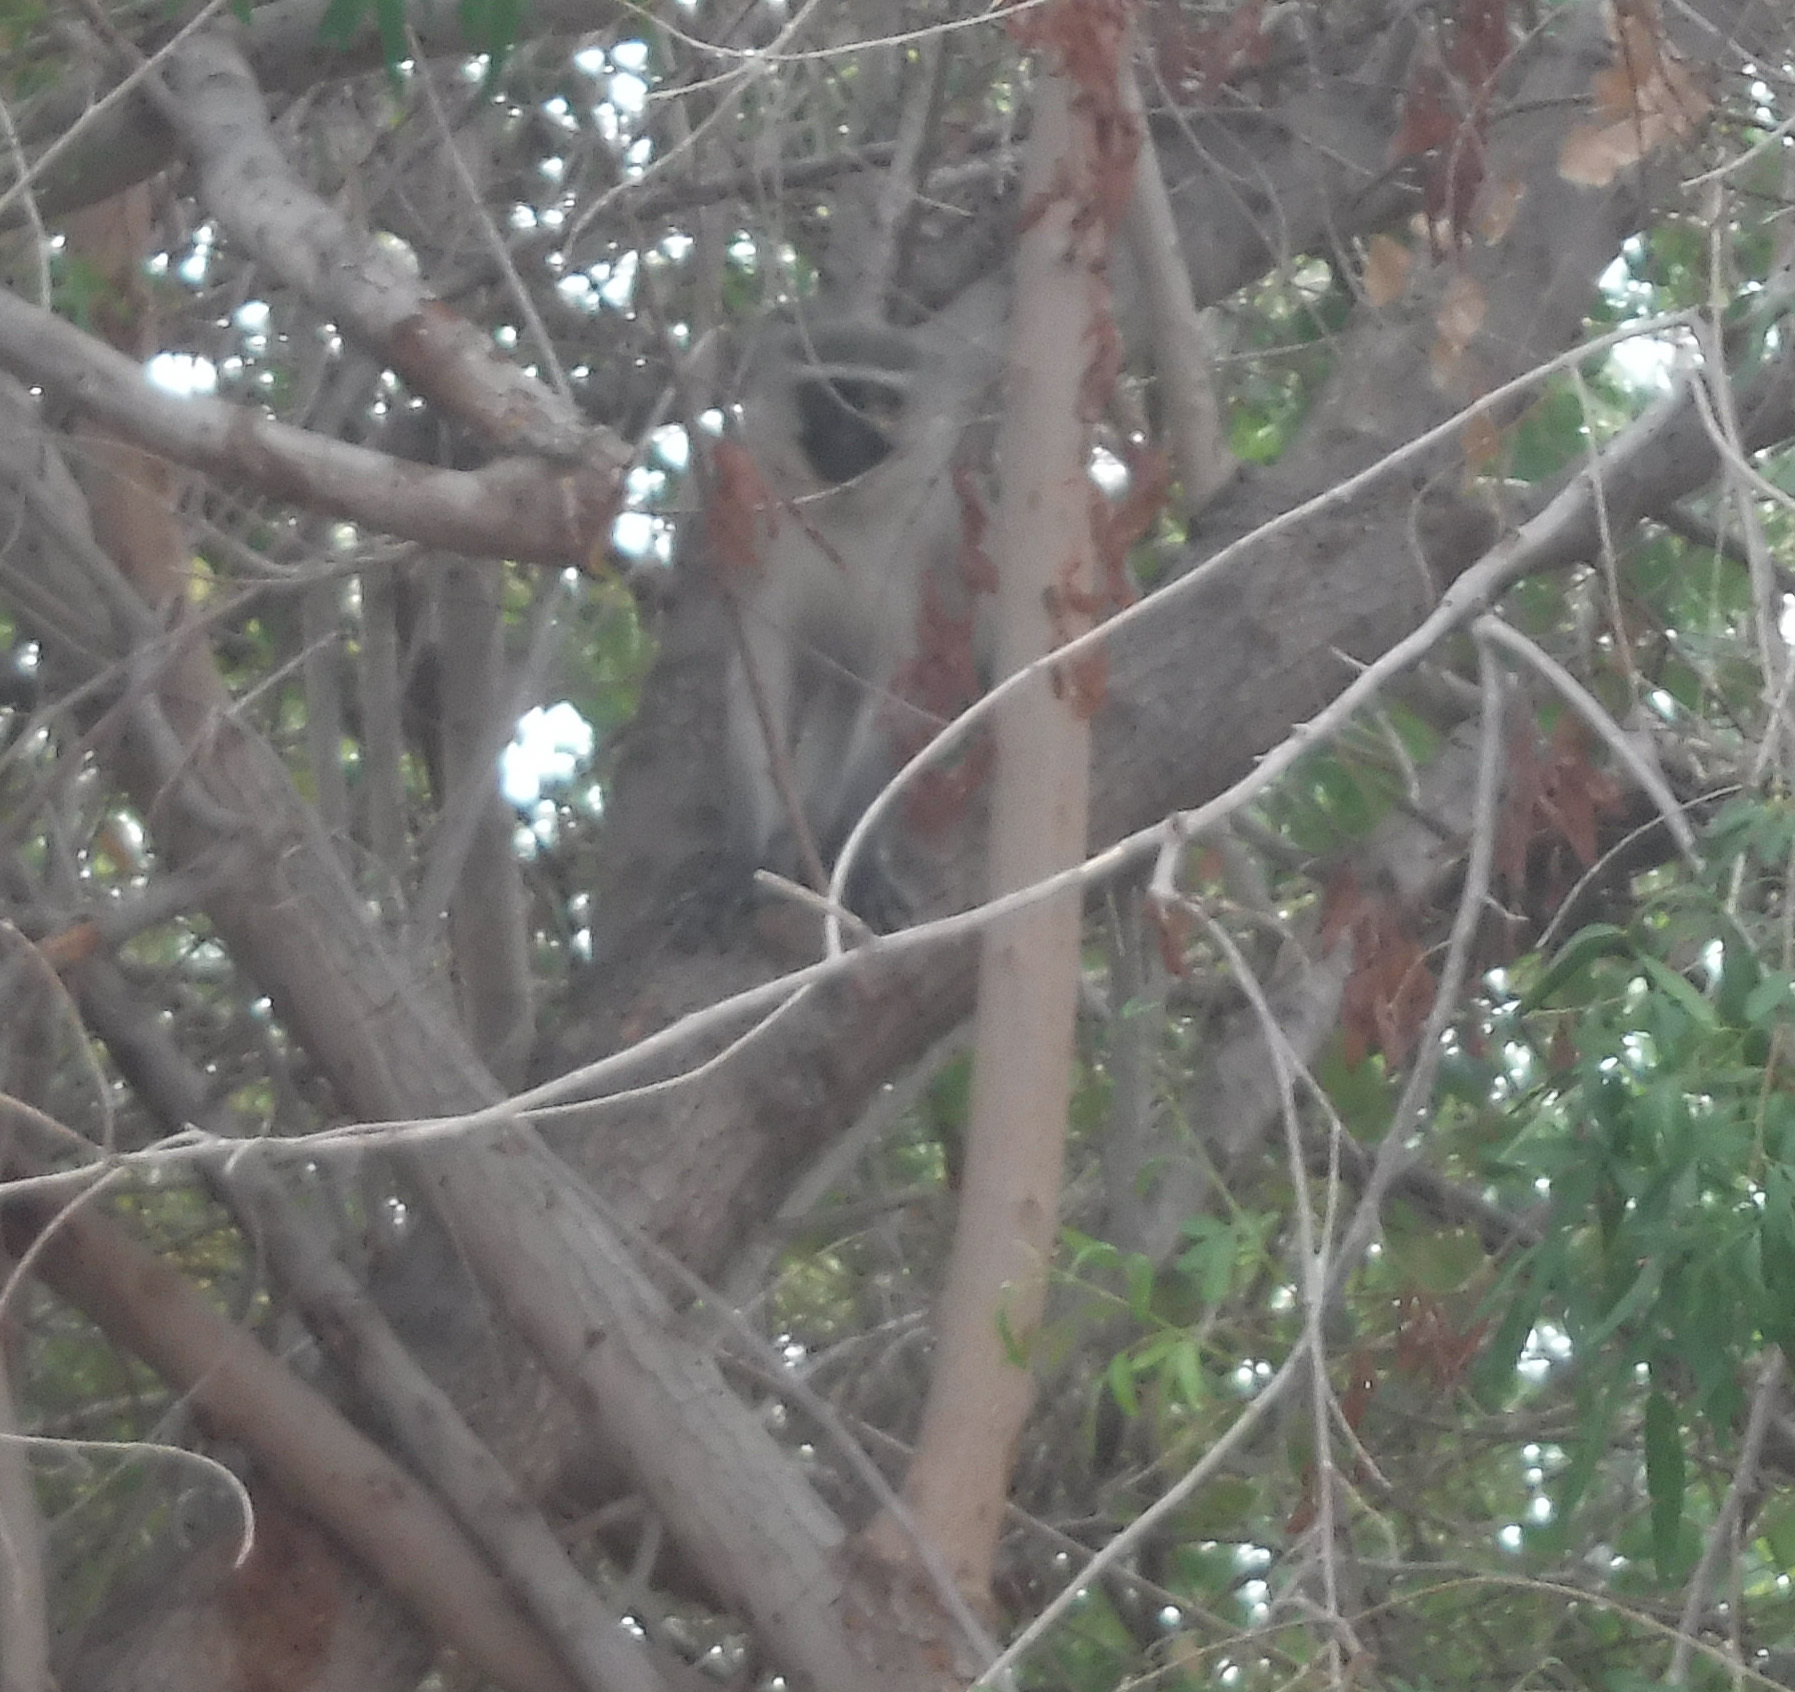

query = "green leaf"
[
  {"left": 316, "top": 0, "right": 369, "bottom": 46},
  {"left": 1470, "top": 1271, "right": 1541, "bottom": 1407},
  {"left": 1105, "top": 1350, "right": 1139, "bottom": 1418},
  {"left": 1131, "top": 1330, "right": 1183, "bottom": 1371},
  {"left": 1643, "top": 1391, "right": 1684, "bottom": 1581},
  {"left": 1174, "top": 1474, "right": 1256, "bottom": 1539},
  {"left": 1168, "top": 1338, "right": 1206, "bottom": 1410},
  {"left": 1548, "top": 1372, "right": 1623, "bottom": 1546},
  {"left": 1715, "top": 929, "right": 1763, "bottom": 1026},
  {"left": 1759, "top": 1223, "right": 1795, "bottom": 1348},
  {"left": 1523, "top": 924, "right": 1630, "bottom": 1010},
  {"left": 1745, "top": 972, "right": 1795, "bottom": 1026},
  {"left": 1315, "top": 1039, "right": 1397, "bottom": 1135},
  {"left": 1760, "top": 1499, "right": 1795, "bottom": 1572},
  {"left": 1126, "top": 1253, "right": 1155, "bottom": 1323},
  {"left": 1706, "top": 795, "right": 1795, "bottom": 869},
  {"left": 459, "top": 0, "right": 524, "bottom": 87},
  {"left": 1637, "top": 1083, "right": 1692, "bottom": 1169},
  {"left": 1060, "top": 1228, "right": 1113, "bottom": 1276},
  {"left": 1636, "top": 955, "right": 1718, "bottom": 1028},
  {"left": 1578, "top": 1256, "right": 1663, "bottom": 1351},
  {"left": 375, "top": 0, "right": 407, "bottom": 77},
  {"left": 1387, "top": 1222, "right": 1484, "bottom": 1296},
  {"left": 1177, "top": 1217, "right": 1237, "bottom": 1306},
  {"left": 996, "top": 1307, "right": 1026, "bottom": 1367}
]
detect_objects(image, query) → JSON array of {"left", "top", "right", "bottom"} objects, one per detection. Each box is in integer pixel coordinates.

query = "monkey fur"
[{"left": 721, "top": 316, "right": 994, "bottom": 880}]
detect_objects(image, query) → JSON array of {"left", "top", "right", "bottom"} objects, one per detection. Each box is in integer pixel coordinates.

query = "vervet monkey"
[{"left": 721, "top": 316, "right": 994, "bottom": 877}]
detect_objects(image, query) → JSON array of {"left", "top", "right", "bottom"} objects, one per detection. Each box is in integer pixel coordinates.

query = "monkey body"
[{"left": 723, "top": 320, "right": 988, "bottom": 872}]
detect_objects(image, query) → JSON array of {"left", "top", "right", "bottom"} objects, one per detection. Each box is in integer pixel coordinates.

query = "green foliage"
[
  {"left": 1012, "top": 784, "right": 1795, "bottom": 1687},
  {"left": 1258, "top": 705, "right": 1444, "bottom": 858},
  {"left": 457, "top": 0, "right": 522, "bottom": 80},
  {"left": 1063, "top": 1208, "right": 1274, "bottom": 1427},
  {"left": 316, "top": 0, "right": 525, "bottom": 85},
  {"left": 0, "top": 0, "right": 61, "bottom": 97},
  {"left": 1509, "top": 381, "right": 1594, "bottom": 483},
  {"left": 24, "top": 1182, "right": 256, "bottom": 1626},
  {"left": 317, "top": 0, "right": 404, "bottom": 68},
  {"left": 1503, "top": 904, "right": 1784, "bottom": 1395},
  {"left": 0, "top": 0, "right": 46, "bottom": 41},
  {"left": 1224, "top": 259, "right": 1353, "bottom": 464},
  {"left": 50, "top": 251, "right": 117, "bottom": 335},
  {"left": 562, "top": 572, "right": 655, "bottom": 736},
  {"left": 1468, "top": 809, "right": 1795, "bottom": 1611}
]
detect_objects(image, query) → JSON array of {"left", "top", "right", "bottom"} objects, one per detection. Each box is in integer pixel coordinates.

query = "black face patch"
[{"left": 794, "top": 374, "right": 905, "bottom": 485}]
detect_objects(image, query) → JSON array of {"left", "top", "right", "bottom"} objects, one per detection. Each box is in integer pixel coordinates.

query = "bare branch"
[{"left": 1119, "top": 40, "right": 1235, "bottom": 517}]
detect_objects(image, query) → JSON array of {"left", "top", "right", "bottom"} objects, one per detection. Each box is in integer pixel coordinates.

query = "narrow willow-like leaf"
[{"left": 1643, "top": 1390, "right": 1684, "bottom": 1582}]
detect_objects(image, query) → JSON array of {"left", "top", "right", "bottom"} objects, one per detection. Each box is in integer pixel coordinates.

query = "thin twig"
[{"left": 1665, "top": 1351, "right": 1782, "bottom": 1686}]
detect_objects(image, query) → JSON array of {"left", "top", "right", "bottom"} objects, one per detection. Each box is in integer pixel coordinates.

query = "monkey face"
[{"left": 745, "top": 321, "right": 937, "bottom": 495}]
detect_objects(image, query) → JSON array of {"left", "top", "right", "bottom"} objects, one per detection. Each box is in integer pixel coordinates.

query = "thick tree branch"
[{"left": 0, "top": 286, "right": 618, "bottom": 566}]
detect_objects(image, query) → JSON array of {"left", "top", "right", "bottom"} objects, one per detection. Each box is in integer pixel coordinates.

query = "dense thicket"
[{"left": 4, "top": 3, "right": 1795, "bottom": 1691}]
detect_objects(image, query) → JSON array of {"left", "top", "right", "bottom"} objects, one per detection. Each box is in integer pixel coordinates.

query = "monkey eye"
[{"left": 794, "top": 374, "right": 905, "bottom": 485}]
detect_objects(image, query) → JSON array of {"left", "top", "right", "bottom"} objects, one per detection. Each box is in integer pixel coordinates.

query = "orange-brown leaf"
[
  {"left": 40, "top": 922, "right": 101, "bottom": 970},
  {"left": 1148, "top": 892, "right": 1194, "bottom": 976},
  {"left": 1363, "top": 234, "right": 1414, "bottom": 308},
  {"left": 1559, "top": 0, "right": 1710, "bottom": 186},
  {"left": 706, "top": 438, "right": 773, "bottom": 581}
]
